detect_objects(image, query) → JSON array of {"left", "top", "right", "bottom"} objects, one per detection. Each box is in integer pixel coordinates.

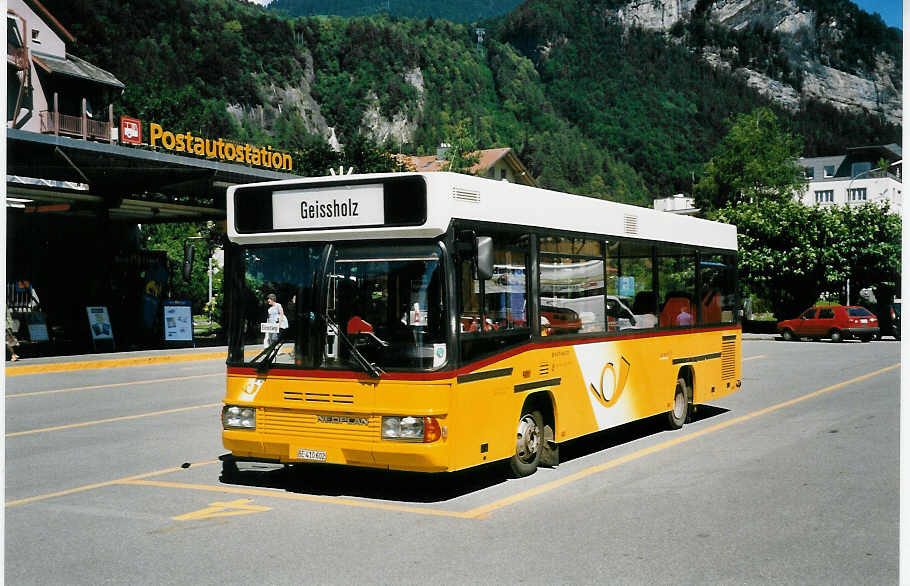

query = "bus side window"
[
  {"left": 459, "top": 257, "right": 482, "bottom": 333},
  {"left": 657, "top": 245, "right": 695, "bottom": 328},
  {"left": 659, "top": 294, "right": 693, "bottom": 327}
]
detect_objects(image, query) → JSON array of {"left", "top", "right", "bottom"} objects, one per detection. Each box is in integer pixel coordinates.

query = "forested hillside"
[
  {"left": 45, "top": 0, "right": 900, "bottom": 206},
  {"left": 267, "top": 0, "right": 524, "bottom": 23}
]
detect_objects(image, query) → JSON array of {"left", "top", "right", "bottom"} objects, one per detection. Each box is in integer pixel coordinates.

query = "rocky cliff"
[{"left": 616, "top": 0, "right": 901, "bottom": 124}]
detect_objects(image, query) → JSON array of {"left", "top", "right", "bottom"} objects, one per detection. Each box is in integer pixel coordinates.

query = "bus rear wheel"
[
  {"left": 667, "top": 378, "right": 688, "bottom": 430},
  {"left": 509, "top": 408, "right": 543, "bottom": 477}
]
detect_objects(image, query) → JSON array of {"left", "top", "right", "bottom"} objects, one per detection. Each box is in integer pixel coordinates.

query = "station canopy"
[{"left": 6, "top": 129, "right": 297, "bottom": 222}]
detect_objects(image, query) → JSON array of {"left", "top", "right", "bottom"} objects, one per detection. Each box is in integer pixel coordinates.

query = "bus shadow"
[
  {"left": 218, "top": 405, "right": 729, "bottom": 503},
  {"left": 557, "top": 404, "right": 729, "bottom": 465},
  {"left": 219, "top": 458, "right": 509, "bottom": 503}
]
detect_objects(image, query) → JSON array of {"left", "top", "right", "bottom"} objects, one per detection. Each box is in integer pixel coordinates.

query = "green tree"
[
  {"left": 835, "top": 203, "right": 902, "bottom": 298},
  {"left": 140, "top": 222, "right": 223, "bottom": 315},
  {"left": 695, "top": 107, "right": 807, "bottom": 210},
  {"left": 341, "top": 134, "right": 406, "bottom": 173},
  {"left": 442, "top": 119, "right": 481, "bottom": 174},
  {"left": 711, "top": 200, "right": 837, "bottom": 319},
  {"left": 712, "top": 200, "right": 901, "bottom": 319}
]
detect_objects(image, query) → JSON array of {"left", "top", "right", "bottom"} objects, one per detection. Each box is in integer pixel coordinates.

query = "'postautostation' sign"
[{"left": 118, "top": 116, "right": 293, "bottom": 171}]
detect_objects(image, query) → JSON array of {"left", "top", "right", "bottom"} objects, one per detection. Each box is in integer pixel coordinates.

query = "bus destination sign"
[{"left": 272, "top": 184, "right": 385, "bottom": 230}]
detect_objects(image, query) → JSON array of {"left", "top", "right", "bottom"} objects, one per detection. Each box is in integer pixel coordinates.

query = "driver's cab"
[{"left": 323, "top": 243, "right": 446, "bottom": 371}]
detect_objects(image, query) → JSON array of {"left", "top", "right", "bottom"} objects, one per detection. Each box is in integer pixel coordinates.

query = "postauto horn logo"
[{"left": 120, "top": 116, "right": 141, "bottom": 145}]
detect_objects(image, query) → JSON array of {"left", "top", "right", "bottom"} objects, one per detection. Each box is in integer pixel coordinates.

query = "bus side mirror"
[
  {"left": 475, "top": 236, "right": 493, "bottom": 281},
  {"left": 183, "top": 242, "right": 195, "bottom": 282}
]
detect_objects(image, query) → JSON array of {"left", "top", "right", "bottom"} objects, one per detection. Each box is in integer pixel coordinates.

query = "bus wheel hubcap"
[
  {"left": 674, "top": 389, "right": 686, "bottom": 419},
  {"left": 516, "top": 415, "right": 540, "bottom": 462}
]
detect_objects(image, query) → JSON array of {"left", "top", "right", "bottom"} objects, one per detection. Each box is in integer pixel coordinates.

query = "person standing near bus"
[{"left": 264, "top": 293, "right": 285, "bottom": 347}]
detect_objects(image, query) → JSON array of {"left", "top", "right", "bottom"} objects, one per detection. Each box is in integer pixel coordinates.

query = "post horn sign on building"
[
  {"left": 120, "top": 116, "right": 142, "bottom": 145},
  {"left": 118, "top": 117, "right": 294, "bottom": 171}
]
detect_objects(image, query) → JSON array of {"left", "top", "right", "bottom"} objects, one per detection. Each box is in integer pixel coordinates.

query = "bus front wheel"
[
  {"left": 667, "top": 378, "right": 688, "bottom": 430},
  {"left": 509, "top": 408, "right": 543, "bottom": 477}
]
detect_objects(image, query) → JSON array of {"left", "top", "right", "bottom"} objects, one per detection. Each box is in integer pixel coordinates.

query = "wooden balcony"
[
  {"left": 7, "top": 46, "right": 27, "bottom": 69},
  {"left": 40, "top": 110, "right": 111, "bottom": 142}
]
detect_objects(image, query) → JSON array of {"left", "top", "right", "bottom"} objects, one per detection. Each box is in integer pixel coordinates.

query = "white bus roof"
[{"left": 227, "top": 172, "right": 737, "bottom": 251}]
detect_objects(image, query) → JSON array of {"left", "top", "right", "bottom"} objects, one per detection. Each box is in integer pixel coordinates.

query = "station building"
[{"left": 6, "top": 0, "right": 295, "bottom": 355}]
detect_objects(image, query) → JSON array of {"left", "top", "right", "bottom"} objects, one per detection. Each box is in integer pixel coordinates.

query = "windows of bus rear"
[
  {"left": 609, "top": 242, "right": 736, "bottom": 330},
  {"left": 657, "top": 245, "right": 696, "bottom": 328},
  {"left": 699, "top": 253, "right": 737, "bottom": 325}
]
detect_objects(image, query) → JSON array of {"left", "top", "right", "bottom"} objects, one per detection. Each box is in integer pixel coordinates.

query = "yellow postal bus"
[{"left": 221, "top": 172, "right": 741, "bottom": 477}]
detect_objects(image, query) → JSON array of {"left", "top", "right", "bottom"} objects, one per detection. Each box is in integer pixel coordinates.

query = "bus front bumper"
[{"left": 223, "top": 430, "right": 451, "bottom": 473}]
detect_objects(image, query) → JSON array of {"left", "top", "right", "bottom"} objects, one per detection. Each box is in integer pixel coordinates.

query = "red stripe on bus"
[{"left": 226, "top": 325, "right": 740, "bottom": 381}]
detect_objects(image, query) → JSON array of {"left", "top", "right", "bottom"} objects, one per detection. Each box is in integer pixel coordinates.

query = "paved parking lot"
[{"left": 4, "top": 336, "right": 899, "bottom": 584}]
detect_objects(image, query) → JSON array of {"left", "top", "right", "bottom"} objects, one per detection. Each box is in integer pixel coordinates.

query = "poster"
[
  {"left": 618, "top": 276, "right": 636, "bottom": 298},
  {"left": 86, "top": 306, "right": 113, "bottom": 340},
  {"left": 163, "top": 300, "right": 193, "bottom": 342},
  {"left": 27, "top": 312, "right": 50, "bottom": 342}
]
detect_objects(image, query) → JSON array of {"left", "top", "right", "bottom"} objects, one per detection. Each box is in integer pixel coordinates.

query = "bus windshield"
[
  {"left": 325, "top": 243, "right": 446, "bottom": 371},
  {"left": 229, "top": 242, "right": 447, "bottom": 372}
]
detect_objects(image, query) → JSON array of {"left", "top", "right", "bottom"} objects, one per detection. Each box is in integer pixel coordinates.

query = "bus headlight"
[
  {"left": 382, "top": 416, "right": 441, "bottom": 443},
  {"left": 223, "top": 405, "right": 256, "bottom": 429}
]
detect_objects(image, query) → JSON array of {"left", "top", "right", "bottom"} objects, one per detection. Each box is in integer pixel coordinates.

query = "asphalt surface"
[{"left": 3, "top": 334, "right": 900, "bottom": 585}]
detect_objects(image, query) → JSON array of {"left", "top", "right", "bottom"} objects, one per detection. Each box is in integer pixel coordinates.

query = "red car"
[{"left": 777, "top": 305, "right": 879, "bottom": 343}]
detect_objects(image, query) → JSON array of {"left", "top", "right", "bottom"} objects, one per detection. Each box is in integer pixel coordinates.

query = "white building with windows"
[{"left": 797, "top": 144, "right": 902, "bottom": 213}]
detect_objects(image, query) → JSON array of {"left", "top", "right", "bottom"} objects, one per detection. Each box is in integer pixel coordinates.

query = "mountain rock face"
[
  {"left": 226, "top": 50, "right": 342, "bottom": 151},
  {"left": 616, "top": 0, "right": 901, "bottom": 124},
  {"left": 360, "top": 67, "right": 426, "bottom": 145},
  {"left": 226, "top": 53, "right": 426, "bottom": 149}
]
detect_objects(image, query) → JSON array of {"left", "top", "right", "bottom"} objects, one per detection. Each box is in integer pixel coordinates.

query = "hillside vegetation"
[
  {"left": 267, "top": 0, "right": 524, "bottom": 23},
  {"left": 46, "top": 0, "right": 900, "bottom": 206}
]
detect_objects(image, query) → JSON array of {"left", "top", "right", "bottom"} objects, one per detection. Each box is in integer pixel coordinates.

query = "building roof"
[
  {"left": 397, "top": 147, "right": 536, "bottom": 187},
  {"left": 22, "top": 0, "right": 75, "bottom": 42},
  {"left": 799, "top": 144, "right": 903, "bottom": 182},
  {"left": 846, "top": 143, "right": 902, "bottom": 161},
  {"left": 798, "top": 155, "right": 845, "bottom": 167},
  {"left": 7, "top": 128, "right": 296, "bottom": 221},
  {"left": 31, "top": 51, "right": 125, "bottom": 89}
]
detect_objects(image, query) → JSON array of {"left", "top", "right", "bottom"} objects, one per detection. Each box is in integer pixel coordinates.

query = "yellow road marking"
[
  {"left": 461, "top": 362, "right": 900, "bottom": 519},
  {"left": 743, "top": 354, "right": 766, "bottom": 361},
  {"left": 125, "top": 480, "right": 476, "bottom": 519},
  {"left": 174, "top": 498, "right": 271, "bottom": 520},
  {"left": 6, "top": 373, "right": 221, "bottom": 399},
  {"left": 4, "top": 352, "right": 228, "bottom": 376},
  {"left": 6, "top": 403, "right": 222, "bottom": 437},
  {"left": 5, "top": 460, "right": 219, "bottom": 507}
]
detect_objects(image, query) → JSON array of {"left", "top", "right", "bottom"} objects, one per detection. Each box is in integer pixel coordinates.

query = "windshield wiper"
[
  {"left": 325, "top": 314, "right": 384, "bottom": 378},
  {"left": 251, "top": 339, "right": 284, "bottom": 373}
]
